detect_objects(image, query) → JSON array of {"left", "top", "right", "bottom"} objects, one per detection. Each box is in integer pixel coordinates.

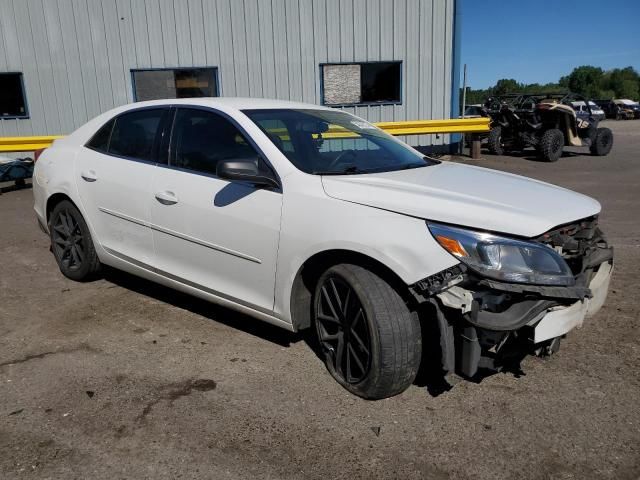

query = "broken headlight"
[{"left": 428, "top": 223, "right": 575, "bottom": 286}]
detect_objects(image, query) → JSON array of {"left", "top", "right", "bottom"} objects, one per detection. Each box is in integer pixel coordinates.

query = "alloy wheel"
[
  {"left": 315, "top": 275, "right": 372, "bottom": 383},
  {"left": 52, "top": 209, "right": 85, "bottom": 271}
]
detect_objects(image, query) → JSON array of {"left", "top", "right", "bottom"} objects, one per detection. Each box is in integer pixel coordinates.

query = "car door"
[
  {"left": 77, "top": 107, "right": 168, "bottom": 266},
  {"left": 149, "top": 107, "right": 283, "bottom": 313}
]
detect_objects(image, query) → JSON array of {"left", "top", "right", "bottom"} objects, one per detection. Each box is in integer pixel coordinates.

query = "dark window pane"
[
  {"left": 361, "top": 63, "right": 401, "bottom": 103},
  {"left": 109, "top": 109, "right": 164, "bottom": 161},
  {"left": 171, "top": 108, "right": 258, "bottom": 176},
  {"left": 86, "top": 118, "right": 115, "bottom": 152},
  {"left": 322, "top": 62, "right": 401, "bottom": 106},
  {"left": 132, "top": 68, "right": 218, "bottom": 101},
  {"left": 0, "top": 73, "right": 27, "bottom": 117}
]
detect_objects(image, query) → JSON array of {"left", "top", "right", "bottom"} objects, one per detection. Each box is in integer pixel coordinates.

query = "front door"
[{"left": 149, "top": 107, "right": 283, "bottom": 313}]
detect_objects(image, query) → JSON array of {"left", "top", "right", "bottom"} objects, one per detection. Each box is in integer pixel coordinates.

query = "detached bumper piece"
[{"left": 410, "top": 216, "right": 613, "bottom": 378}]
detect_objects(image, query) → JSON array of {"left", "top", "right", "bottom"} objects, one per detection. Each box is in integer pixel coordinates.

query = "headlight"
[{"left": 428, "top": 223, "right": 575, "bottom": 286}]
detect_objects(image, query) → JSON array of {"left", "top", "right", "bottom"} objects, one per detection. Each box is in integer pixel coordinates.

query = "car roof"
[
  {"left": 614, "top": 99, "right": 637, "bottom": 105},
  {"left": 62, "top": 97, "right": 339, "bottom": 146},
  {"left": 125, "top": 97, "right": 335, "bottom": 111}
]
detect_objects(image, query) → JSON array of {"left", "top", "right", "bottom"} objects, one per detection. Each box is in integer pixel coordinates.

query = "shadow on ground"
[
  {"left": 102, "top": 266, "right": 467, "bottom": 397},
  {"left": 481, "top": 148, "right": 588, "bottom": 162},
  {"left": 102, "top": 266, "right": 301, "bottom": 348}
]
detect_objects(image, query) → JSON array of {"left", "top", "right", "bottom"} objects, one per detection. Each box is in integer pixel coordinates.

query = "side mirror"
[{"left": 216, "top": 158, "right": 279, "bottom": 189}]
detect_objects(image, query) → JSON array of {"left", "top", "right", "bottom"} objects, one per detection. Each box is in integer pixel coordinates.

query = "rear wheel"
[
  {"left": 487, "top": 126, "right": 504, "bottom": 155},
  {"left": 538, "top": 128, "right": 564, "bottom": 162},
  {"left": 589, "top": 127, "right": 613, "bottom": 156},
  {"left": 313, "top": 264, "right": 421, "bottom": 399},
  {"left": 50, "top": 200, "right": 101, "bottom": 281}
]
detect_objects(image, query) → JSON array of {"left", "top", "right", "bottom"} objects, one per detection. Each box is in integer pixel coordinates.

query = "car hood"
[{"left": 321, "top": 162, "right": 601, "bottom": 237}]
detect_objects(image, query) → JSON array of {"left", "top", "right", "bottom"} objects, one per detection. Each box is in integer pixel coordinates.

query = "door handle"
[
  {"left": 80, "top": 170, "right": 97, "bottom": 182},
  {"left": 155, "top": 190, "right": 178, "bottom": 205}
]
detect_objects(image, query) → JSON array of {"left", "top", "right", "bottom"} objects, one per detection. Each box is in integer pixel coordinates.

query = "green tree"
[
  {"left": 492, "top": 78, "right": 521, "bottom": 95},
  {"left": 460, "top": 65, "right": 639, "bottom": 111},
  {"left": 604, "top": 67, "right": 639, "bottom": 99},
  {"left": 559, "top": 66, "right": 604, "bottom": 98}
]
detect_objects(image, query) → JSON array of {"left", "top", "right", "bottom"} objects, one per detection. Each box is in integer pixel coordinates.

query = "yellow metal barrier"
[
  {"left": 0, "top": 135, "right": 64, "bottom": 153},
  {"left": 0, "top": 118, "right": 489, "bottom": 153},
  {"left": 376, "top": 117, "right": 490, "bottom": 135}
]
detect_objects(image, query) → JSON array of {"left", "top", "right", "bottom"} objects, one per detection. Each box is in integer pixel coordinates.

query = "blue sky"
[{"left": 461, "top": 0, "right": 640, "bottom": 89}]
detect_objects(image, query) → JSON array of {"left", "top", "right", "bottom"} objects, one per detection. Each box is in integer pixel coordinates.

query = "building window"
[
  {"left": 0, "top": 72, "right": 28, "bottom": 118},
  {"left": 131, "top": 68, "right": 218, "bottom": 102},
  {"left": 321, "top": 62, "right": 401, "bottom": 106}
]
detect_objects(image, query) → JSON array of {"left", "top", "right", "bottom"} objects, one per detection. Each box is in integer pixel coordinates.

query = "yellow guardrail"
[
  {"left": 376, "top": 117, "right": 490, "bottom": 135},
  {"left": 0, "top": 118, "right": 489, "bottom": 153},
  {"left": 0, "top": 135, "right": 64, "bottom": 153}
]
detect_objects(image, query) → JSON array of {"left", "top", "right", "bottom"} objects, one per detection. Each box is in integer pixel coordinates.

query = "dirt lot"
[{"left": 1, "top": 120, "right": 639, "bottom": 479}]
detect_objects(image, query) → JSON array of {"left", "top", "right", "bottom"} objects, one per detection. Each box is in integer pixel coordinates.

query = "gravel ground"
[{"left": 0, "top": 120, "right": 639, "bottom": 479}]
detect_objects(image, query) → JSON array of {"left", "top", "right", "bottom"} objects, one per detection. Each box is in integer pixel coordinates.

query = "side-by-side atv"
[{"left": 484, "top": 93, "right": 613, "bottom": 162}]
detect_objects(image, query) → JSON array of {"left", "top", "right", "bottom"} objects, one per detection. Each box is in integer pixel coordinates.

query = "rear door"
[
  {"left": 77, "top": 107, "right": 168, "bottom": 266},
  {"left": 149, "top": 107, "right": 283, "bottom": 312}
]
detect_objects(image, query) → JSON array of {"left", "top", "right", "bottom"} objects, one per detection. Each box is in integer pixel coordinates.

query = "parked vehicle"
[
  {"left": 571, "top": 100, "right": 605, "bottom": 121},
  {"left": 33, "top": 98, "right": 614, "bottom": 399},
  {"left": 463, "top": 104, "right": 487, "bottom": 118},
  {"left": 593, "top": 99, "right": 632, "bottom": 120},
  {"left": 614, "top": 99, "right": 640, "bottom": 119},
  {"left": 485, "top": 93, "right": 613, "bottom": 161}
]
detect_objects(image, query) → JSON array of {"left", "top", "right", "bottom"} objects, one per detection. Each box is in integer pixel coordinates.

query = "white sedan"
[{"left": 33, "top": 98, "right": 613, "bottom": 399}]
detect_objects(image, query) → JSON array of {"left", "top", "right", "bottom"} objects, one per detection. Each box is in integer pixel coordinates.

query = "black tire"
[
  {"left": 49, "top": 200, "right": 101, "bottom": 281},
  {"left": 487, "top": 126, "right": 504, "bottom": 155},
  {"left": 589, "top": 127, "right": 613, "bottom": 156},
  {"left": 537, "top": 128, "right": 564, "bottom": 162},
  {"left": 313, "top": 264, "right": 421, "bottom": 399}
]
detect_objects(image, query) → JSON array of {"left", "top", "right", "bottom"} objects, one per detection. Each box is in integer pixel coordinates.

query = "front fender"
[{"left": 273, "top": 175, "right": 459, "bottom": 323}]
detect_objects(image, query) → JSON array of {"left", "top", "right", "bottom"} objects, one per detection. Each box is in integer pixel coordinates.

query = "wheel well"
[
  {"left": 46, "top": 193, "right": 74, "bottom": 224},
  {"left": 289, "top": 249, "right": 412, "bottom": 332}
]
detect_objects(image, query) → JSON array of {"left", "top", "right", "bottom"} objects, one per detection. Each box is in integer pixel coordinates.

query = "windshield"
[{"left": 242, "top": 108, "right": 437, "bottom": 175}]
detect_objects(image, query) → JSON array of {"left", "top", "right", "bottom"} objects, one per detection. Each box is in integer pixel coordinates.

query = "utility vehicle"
[{"left": 485, "top": 93, "right": 613, "bottom": 161}]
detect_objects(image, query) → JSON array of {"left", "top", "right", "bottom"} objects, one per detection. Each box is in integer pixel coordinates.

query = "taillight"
[{"left": 34, "top": 148, "right": 46, "bottom": 162}]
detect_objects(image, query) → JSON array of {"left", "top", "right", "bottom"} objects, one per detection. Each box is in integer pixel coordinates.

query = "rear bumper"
[{"left": 531, "top": 261, "right": 613, "bottom": 343}]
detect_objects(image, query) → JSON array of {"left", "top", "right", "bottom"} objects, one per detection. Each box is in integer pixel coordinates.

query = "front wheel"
[
  {"left": 50, "top": 200, "right": 101, "bottom": 281},
  {"left": 537, "top": 128, "right": 564, "bottom": 162},
  {"left": 487, "top": 126, "right": 504, "bottom": 155},
  {"left": 590, "top": 127, "right": 613, "bottom": 156},
  {"left": 313, "top": 264, "right": 422, "bottom": 399}
]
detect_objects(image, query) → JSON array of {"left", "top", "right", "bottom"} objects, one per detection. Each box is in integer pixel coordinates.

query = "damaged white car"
[{"left": 33, "top": 98, "right": 613, "bottom": 399}]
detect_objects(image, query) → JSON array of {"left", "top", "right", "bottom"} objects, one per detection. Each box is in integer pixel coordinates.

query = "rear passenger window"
[
  {"left": 86, "top": 118, "right": 115, "bottom": 153},
  {"left": 171, "top": 108, "right": 259, "bottom": 176},
  {"left": 108, "top": 109, "right": 164, "bottom": 161}
]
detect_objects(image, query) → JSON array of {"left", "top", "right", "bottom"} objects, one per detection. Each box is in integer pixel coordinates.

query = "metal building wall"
[{"left": 0, "top": 0, "right": 456, "bottom": 146}]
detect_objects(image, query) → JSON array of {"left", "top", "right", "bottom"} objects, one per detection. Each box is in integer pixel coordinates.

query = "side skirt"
[{"left": 100, "top": 247, "right": 295, "bottom": 332}]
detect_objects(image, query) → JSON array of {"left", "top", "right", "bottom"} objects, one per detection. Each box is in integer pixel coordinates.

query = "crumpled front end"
[{"left": 410, "top": 216, "right": 613, "bottom": 378}]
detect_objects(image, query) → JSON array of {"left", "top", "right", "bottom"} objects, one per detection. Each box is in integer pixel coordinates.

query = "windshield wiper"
[
  {"left": 392, "top": 158, "right": 441, "bottom": 171},
  {"left": 397, "top": 162, "right": 429, "bottom": 170},
  {"left": 311, "top": 165, "right": 367, "bottom": 175}
]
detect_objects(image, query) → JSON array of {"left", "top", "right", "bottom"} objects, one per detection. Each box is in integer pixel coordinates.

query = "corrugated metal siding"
[{"left": 0, "top": 0, "right": 455, "bottom": 146}]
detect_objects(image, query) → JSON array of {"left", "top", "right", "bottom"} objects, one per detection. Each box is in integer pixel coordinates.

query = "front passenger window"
[{"left": 171, "top": 108, "right": 259, "bottom": 176}]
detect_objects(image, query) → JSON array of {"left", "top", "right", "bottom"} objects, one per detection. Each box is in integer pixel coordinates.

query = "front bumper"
[
  {"left": 410, "top": 216, "right": 614, "bottom": 378},
  {"left": 531, "top": 261, "right": 612, "bottom": 343}
]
